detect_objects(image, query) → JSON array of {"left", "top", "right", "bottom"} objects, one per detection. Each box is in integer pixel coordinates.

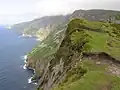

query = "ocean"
[{"left": 0, "top": 26, "right": 38, "bottom": 90}]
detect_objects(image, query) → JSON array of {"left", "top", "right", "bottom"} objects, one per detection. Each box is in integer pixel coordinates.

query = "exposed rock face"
[
  {"left": 26, "top": 17, "right": 120, "bottom": 90},
  {"left": 83, "top": 52, "right": 120, "bottom": 76},
  {"left": 27, "top": 19, "right": 89, "bottom": 90}
]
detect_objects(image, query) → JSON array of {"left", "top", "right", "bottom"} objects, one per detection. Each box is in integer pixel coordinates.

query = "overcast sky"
[{"left": 0, "top": 0, "right": 120, "bottom": 24}]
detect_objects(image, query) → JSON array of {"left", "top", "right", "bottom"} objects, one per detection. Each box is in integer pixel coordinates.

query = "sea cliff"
[{"left": 25, "top": 18, "right": 120, "bottom": 90}]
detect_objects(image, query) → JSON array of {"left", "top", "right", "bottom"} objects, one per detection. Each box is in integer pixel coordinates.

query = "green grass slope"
[
  {"left": 53, "top": 59, "right": 120, "bottom": 90},
  {"left": 27, "top": 18, "right": 120, "bottom": 90},
  {"left": 51, "top": 19, "right": 120, "bottom": 90}
]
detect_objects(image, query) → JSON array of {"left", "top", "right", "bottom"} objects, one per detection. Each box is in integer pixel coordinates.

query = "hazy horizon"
[{"left": 0, "top": 0, "right": 120, "bottom": 25}]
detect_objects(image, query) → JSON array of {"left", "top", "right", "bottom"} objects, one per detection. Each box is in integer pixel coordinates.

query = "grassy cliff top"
[
  {"left": 27, "top": 18, "right": 120, "bottom": 90},
  {"left": 51, "top": 19, "right": 120, "bottom": 90}
]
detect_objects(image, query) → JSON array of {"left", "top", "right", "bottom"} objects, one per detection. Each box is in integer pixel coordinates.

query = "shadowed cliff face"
[{"left": 26, "top": 19, "right": 90, "bottom": 90}]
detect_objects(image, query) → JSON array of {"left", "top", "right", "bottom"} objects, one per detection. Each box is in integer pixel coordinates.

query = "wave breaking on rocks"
[{"left": 22, "top": 55, "right": 38, "bottom": 85}]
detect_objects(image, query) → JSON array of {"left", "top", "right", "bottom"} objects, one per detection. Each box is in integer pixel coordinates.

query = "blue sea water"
[{"left": 0, "top": 27, "right": 38, "bottom": 90}]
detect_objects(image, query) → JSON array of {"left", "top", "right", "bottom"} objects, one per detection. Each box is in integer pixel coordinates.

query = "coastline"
[
  {"left": 18, "top": 33, "right": 41, "bottom": 41},
  {"left": 22, "top": 55, "right": 38, "bottom": 85}
]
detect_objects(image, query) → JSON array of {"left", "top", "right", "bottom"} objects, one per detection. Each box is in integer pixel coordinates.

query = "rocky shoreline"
[{"left": 23, "top": 55, "right": 38, "bottom": 85}]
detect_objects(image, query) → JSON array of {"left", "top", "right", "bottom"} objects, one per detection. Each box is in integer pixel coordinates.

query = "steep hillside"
[
  {"left": 12, "top": 15, "right": 69, "bottom": 36},
  {"left": 25, "top": 18, "right": 120, "bottom": 90},
  {"left": 12, "top": 9, "right": 120, "bottom": 38},
  {"left": 71, "top": 9, "right": 120, "bottom": 22}
]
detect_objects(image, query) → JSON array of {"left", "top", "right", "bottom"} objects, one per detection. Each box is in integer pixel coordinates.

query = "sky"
[{"left": 0, "top": 0, "right": 120, "bottom": 24}]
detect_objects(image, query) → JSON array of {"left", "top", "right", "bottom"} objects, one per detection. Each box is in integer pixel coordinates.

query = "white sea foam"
[
  {"left": 28, "top": 76, "right": 38, "bottom": 85},
  {"left": 23, "top": 55, "right": 28, "bottom": 60},
  {"left": 33, "top": 69, "right": 35, "bottom": 74},
  {"left": 24, "top": 59, "right": 27, "bottom": 63},
  {"left": 21, "top": 55, "right": 27, "bottom": 60},
  {"left": 22, "top": 55, "right": 37, "bottom": 85},
  {"left": 21, "top": 55, "right": 28, "bottom": 64},
  {"left": 23, "top": 64, "right": 27, "bottom": 70},
  {"left": 36, "top": 38, "right": 41, "bottom": 41},
  {"left": 22, "top": 34, "right": 25, "bottom": 37},
  {"left": 28, "top": 77, "right": 33, "bottom": 83},
  {"left": 22, "top": 34, "right": 32, "bottom": 38},
  {"left": 33, "top": 83, "right": 38, "bottom": 85},
  {"left": 18, "top": 34, "right": 26, "bottom": 38},
  {"left": 18, "top": 34, "right": 33, "bottom": 39}
]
